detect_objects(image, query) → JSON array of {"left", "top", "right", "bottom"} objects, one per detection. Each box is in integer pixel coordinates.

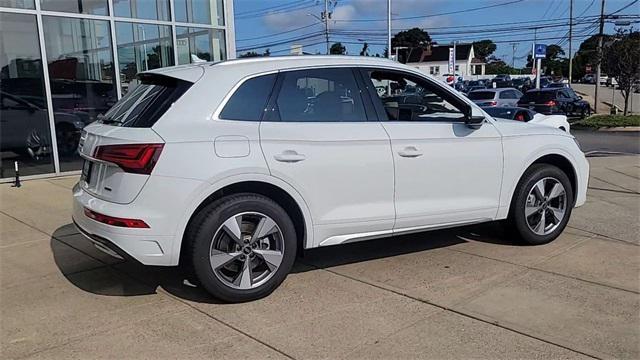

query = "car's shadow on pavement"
[{"left": 50, "top": 222, "right": 510, "bottom": 304}]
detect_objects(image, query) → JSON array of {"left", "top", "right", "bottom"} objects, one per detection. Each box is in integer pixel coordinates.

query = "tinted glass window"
[
  {"left": 114, "top": 0, "right": 170, "bottom": 20},
  {"left": 0, "top": 13, "right": 55, "bottom": 178},
  {"left": 220, "top": 74, "right": 276, "bottom": 121},
  {"left": 520, "top": 91, "right": 555, "bottom": 102},
  {"left": 40, "top": 0, "right": 108, "bottom": 15},
  {"left": 175, "top": 0, "right": 224, "bottom": 25},
  {"left": 275, "top": 68, "right": 366, "bottom": 122},
  {"left": 43, "top": 16, "right": 116, "bottom": 171},
  {"left": 483, "top": 107, "right": 516, "bottom": 119},
  {"left": 101, "top": 74, "right": 192, "bottom": 128},
  {"left": 176, "top": 27, "right": 226, "bottom": 64},
  {"left": 364, "top": 70, "right": 465, "bottom": 122},
  {"left": 468, "top": 91, "right": 496, "bottom": 100}
]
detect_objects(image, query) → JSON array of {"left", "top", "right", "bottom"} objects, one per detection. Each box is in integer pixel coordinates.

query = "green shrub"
[{"left": 573, "top": 115, "right": 640, "bottom": 128}]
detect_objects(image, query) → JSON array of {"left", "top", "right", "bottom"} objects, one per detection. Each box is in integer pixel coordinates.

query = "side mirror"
[
  {"left": 465, "top": 106, "right": 485, "bottom": 129},
  {"left": 466, "top": 115, "right": 485, "bottom": 129}
]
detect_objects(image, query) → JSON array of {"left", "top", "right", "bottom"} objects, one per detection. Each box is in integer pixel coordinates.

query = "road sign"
[
  {"left": 448, "top": 47, "right": 455, "bottom": 74},
  {"left": 534, "top": 44, "right": 547, "bottom": 59}
]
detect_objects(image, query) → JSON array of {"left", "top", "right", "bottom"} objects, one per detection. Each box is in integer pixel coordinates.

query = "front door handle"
[
  {"left": 274, "top": 150, "right": 306, "bottom": 163},
  {"left": 398, "top": 146, "right": 423, "bottom": 158}
]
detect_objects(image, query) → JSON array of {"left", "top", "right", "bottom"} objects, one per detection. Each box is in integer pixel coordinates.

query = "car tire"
[
  {"left": 506, "top": 164, "right": 574, "bottom": 245},
  {"left": 185, "top": 193, "right": 297, "bottom": 302}
]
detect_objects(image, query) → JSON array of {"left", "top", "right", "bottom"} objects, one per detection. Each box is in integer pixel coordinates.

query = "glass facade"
[{"left": 0, "top": 0, "right": 232, "bottom": 181}]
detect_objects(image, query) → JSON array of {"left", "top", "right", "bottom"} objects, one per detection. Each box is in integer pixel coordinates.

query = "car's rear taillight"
[
  {"left": 94, "top": 143, "right": 163, "bottom": 174},
  {"left": 487, "top": 101, "right": 497, "bottom": 106},
  {"left": 84, "top": 208, "right": 149, "bottom": 228},
  {"left": 544, "top": 100, "right": 557, "bottom": 107}
]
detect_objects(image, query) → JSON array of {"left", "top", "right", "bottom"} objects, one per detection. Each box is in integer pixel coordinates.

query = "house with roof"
[{"left": 397, "top": 43, "right": 486, "bottom": 78}]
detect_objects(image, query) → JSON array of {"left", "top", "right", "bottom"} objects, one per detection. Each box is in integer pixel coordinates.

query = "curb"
[{"left": 598, "top": 126, "right": 640, "bottom": 132}]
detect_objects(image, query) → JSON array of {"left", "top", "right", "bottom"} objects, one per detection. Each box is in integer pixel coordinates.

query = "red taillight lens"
[
  {"left": 488, "top": 101, "right": 497, "bottom": 106},
  {"left": 84, "top": 208, "right": 149, "bottom": 228},
  {"left": 515, "top": 113, "right": 525, "bottom": 121},
  {"left": 94, "top": 143, "right": 163, "bottom": 174},
  {"left": 545, "top": 100, "right": 557, "bottom": 107}
]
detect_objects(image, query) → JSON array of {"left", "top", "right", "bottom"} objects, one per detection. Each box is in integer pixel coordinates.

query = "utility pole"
[
  {"left": 594, "top": 0, "right": 605, "bottom": 114},
  {"left": 510, "top": 43, "right": 517, "bottom": 68},
  {"left": 387, "top": 0, "right": 392, "bottom": 59},
  {"left": 323, "top": 0, "right": 330, "bottom": 54},
  {"left": 568, "top": 0, "right": 574, "bottom": 84}
]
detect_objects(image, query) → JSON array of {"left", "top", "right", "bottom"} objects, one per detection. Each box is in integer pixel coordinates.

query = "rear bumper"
[{"left": 72, "top": 175, "right": 205, "bottom": 266}]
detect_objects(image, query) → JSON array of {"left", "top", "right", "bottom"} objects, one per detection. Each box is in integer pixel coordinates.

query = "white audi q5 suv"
[{"left": 72, "top": 56, "right": 589, "bottom": 302}]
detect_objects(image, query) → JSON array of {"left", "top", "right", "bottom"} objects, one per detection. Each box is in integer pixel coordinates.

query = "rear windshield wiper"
[{"left": 97, "top": 113, "right": 120, "bottom": 125}]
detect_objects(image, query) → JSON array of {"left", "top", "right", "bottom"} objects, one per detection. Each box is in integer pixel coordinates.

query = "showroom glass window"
[
  {"left": 42, "top": 16, "right": 117, "bottom": 172},
  {"left": 0, "top": 0, "right": 34, "bottom": 8},
  {"left": 176, "top": 27, "right": 226, "bottom": 64},
  {"left": 116, "top": 22, "right": 174, "bottom": 94},
  {"left": 174, "top": 0, "right": 224, "bottom": 25},
  {"left": 0, "top": 12, "right": 55, "bottom": 177},
  {"left": 40, "top": 0, "right": 108, "bottom": 15},
  {"left": 114, "top": 0, "right": 170, "bottom": 21}
]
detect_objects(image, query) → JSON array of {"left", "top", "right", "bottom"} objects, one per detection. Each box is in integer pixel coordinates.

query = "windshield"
[
  {"left": 468, "top": 91, "right": 496, "bottom": 100},
  {"left": 100, "top": 74, "right": 192, "bottom": 127},
  {"left": 483, "top": 107, "right": 517, "bottom": 119}
]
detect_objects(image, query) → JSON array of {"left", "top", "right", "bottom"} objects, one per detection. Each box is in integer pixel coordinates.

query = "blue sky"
[{"left": 233, "top": 0, "right": 638, "bottom": 67}]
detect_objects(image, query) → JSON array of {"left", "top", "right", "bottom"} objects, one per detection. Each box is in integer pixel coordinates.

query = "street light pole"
[
  {"left": 568, "top": 0, "right": 574, "bottom": 84},
  {"left": 594, "top": 0, "right": 606, "bottom": 114},
  {"left": 324, "top": 0, "right": 329, "bottom": 55},
  {"left": 387, "top": 0, "right": 392, "bottom": 59}
]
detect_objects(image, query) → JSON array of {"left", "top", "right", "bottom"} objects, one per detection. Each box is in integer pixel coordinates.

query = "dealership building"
[{"left": 0, "top": 0, "right": 235, "bottom": 181}]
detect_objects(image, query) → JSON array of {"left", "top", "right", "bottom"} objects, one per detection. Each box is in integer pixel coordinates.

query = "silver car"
[{"left": 468, "top": 88, "right": 523, "bottom": 107}]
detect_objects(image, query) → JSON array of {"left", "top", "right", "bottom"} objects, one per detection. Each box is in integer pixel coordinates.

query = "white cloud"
[{"left": 263, "top": 8, "right": 316, "bottom": 31}]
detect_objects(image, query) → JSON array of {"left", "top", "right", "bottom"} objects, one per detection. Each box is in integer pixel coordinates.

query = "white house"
[{"left": 398, "top": 44, "right": 486, "bottom": 78}]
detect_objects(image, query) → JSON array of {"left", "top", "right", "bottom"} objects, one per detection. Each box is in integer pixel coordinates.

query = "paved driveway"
[{"left": 1, "top": 156, "right": 639, "bottom": 359}]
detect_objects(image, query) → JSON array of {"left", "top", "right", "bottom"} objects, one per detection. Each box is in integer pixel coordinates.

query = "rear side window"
[
  {"left": 520, "top": 91, "right": 555, "bottom": 103},
  {"left": 274, "top": 68, "right": 366, "bottom": 122},
  {"left": 220, "top": 74, "right": 277, "bottom": 121},
  {"left": 100, "top": 74, "right": 192, "bottom": 128},
  {"left": 468, "top": 91, "right": 495, "bottom": 100}
]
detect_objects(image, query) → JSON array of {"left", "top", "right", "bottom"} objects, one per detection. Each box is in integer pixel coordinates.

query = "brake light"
[
  {"left": 487, "top": 101, "right": 497, "bottom": 106},
  {"left": 544, "top": 100, "right": 557, "bottom": 107},
  {"left": 94, "top": 143, "right": 163, "bottom": 174},
  {"left": 84, "top": 208, "right": 149, "bottom": 228}
]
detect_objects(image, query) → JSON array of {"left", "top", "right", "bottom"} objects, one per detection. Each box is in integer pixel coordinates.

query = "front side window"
[
  {"left": 274, "top": 68, "right": 366, "bottom": 122},
  {"left": 364, "top": 69, "right": 466, "bottom": 122},
  {"left": 220, "top": 74, "right": 276, "bottom": 121}
]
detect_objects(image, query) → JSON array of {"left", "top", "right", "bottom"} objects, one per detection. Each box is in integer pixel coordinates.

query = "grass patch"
[{"left": 572, "top": 114, "right": 640, "bottom": 128}]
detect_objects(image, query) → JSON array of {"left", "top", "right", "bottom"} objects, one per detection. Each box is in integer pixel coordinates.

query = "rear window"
[
  {"left": 100, "top": 74, "right": 192, "bottom": 127},
  {"left": 468, "top": 91, "right": 495, "bottom": 100},
  {"left": 520, "top": 91, "right": 556, "bottom": 103}
]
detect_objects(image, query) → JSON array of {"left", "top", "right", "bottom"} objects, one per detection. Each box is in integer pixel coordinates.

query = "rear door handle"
[
  {"left": 274, "top": 150, "right": 306, "bottom": 163},
  {"left": 398, "top": 146, "right": 423, "bottom": 158}
]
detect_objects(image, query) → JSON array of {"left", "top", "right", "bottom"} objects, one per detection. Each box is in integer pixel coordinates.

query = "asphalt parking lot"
[{"left": 1, "top": 155, "right": 639, "bottom": 359}]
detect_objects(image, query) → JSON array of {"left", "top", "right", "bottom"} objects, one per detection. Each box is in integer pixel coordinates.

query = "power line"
[
  {"left": 332, "top": 0, "right": 526, "bottom": 22},
  {"left": 236, "top": 1, "right": 318, "bottom": 20},
  {"left": 609, "top": 0, "right": 639, "bottom": 15},
  {"left": 236, "top": 23, "right": 321, "bottom": 42},
  {"left": 235, "top": 0, "right": 314, "bottom": 16}
]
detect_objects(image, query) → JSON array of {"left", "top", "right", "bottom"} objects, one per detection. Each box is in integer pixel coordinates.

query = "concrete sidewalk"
[{"left": 1, "top": 156, "right": 639, "bottom": 359}]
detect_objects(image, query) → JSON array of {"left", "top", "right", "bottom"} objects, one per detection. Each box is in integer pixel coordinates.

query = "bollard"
[{"left": 13, "top": 161, "right": 21, "bottom": 188}]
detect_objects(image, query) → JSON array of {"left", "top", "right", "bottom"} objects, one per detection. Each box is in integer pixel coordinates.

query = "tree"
[
  {"left": 485, "top": 56, "right": 519, "bottom": 75},
  {"left": 238, "top": 49, "right": 271, "bottom": 58},
  {"left": 359, "top": 42, "right": 369, "bottom": 56},
  {"left": 573, "top": 34, "right": 614, "bottom": 79},
  {"left": 391, "top": 28, "right": 431, "bottom": 48},
  {"left": 472, "top": 40, "right": 496, "bottom": 61},
  {"left": 330, "top": 42, "right": 346, "bottom": 55},
  {"left": 603, "top": 29, "right": 640, "bottom": 115}
]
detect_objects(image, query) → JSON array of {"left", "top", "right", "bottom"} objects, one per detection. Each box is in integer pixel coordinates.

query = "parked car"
[
  {"left": 605, "top": 77, "right": 618, "bottom": 88},
  {"left": 512, "top": 77, "right": 533, "bottom": 92},
  {"left": 580, "top": 74, "right": 595, "bottom": 84},
  {"left": 599, "top": 74, "right": 609, "bottom": 86},
  {"left": 464, "top": 85, "right": 486, "bottom": 95},
  {"left": 517, "top": 88, "right": 591, "bottom": 118},
  {"left": 72, "top": 56, "right": 588, "bottom": 302},
  {"left": 467, "top": 88, "right": 523, "bottom": 107},
  {"left": 481, "top": 106, "right": 570, "bottom": 132},
  {"left": 441, "top": 73, "right": 461, "bottom": 86},
  {"left": 547, "top": 82, "right": 569, "bottom": 88},
  {"left": 493, "top": 74, "right": 511, "bottom": 82}
]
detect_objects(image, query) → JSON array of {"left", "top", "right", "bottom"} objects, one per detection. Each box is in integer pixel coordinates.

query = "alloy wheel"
[
  {"left": 209, "top": 212, "right": 284, "bottom": 290},
  {"left": 525, "top": 177, "right": 568, "bottom": 236}
]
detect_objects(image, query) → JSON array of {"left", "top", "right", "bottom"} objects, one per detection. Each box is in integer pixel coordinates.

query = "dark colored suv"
[{"left": 517, "top": 88, "right": 591, "bottom": 118}]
